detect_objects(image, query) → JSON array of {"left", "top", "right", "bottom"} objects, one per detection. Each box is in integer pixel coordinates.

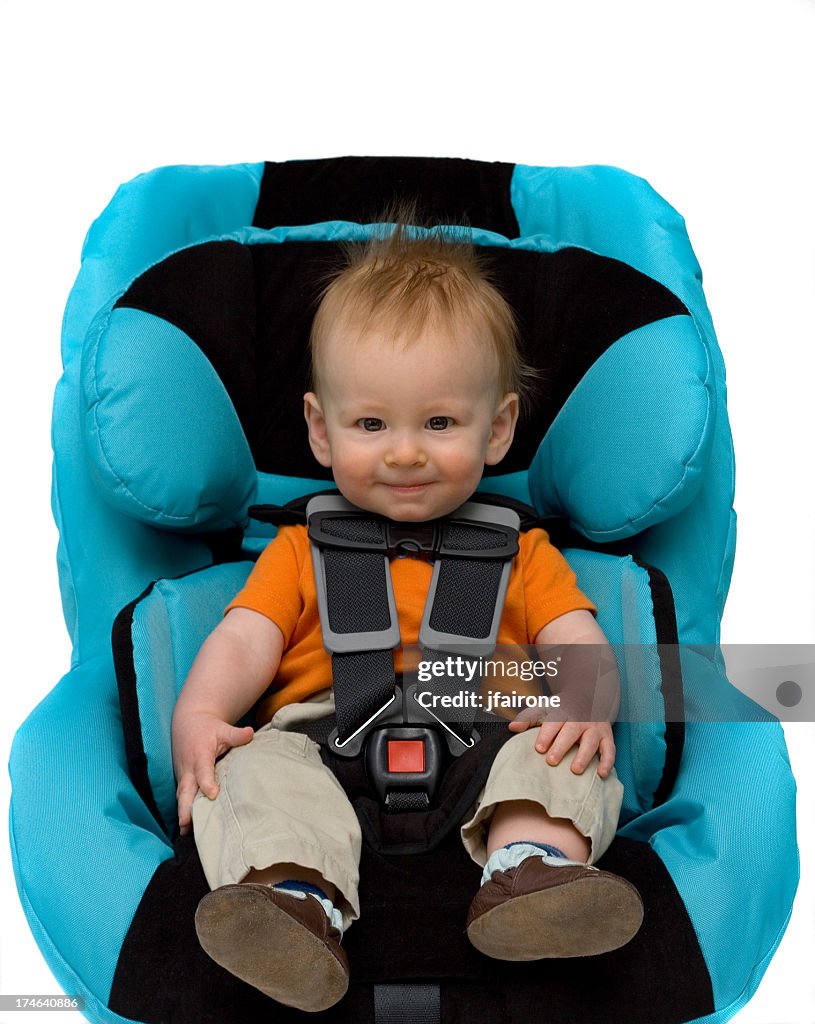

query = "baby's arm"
[
  {"left": 171, "top": 607, "right": 285, "bottom": 835},
  {"left": 508, "top": 609, "right": 619, "bottom": 777}
]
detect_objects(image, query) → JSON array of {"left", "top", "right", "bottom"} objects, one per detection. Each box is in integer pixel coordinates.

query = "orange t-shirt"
[{"left": 227, "top": 525, "right": 595, "bottom": 725}]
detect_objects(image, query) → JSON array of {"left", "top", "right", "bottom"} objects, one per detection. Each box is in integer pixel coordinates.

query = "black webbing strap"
[
  {"left": 333, "top": 649, "right": 396, "bottom": 743},
  {"left": 385, "top": 790, "right": 431, "bottom": 812},
  {"left": 427, "top": 520, "right": 507, "bottom": 639},
  {"left": 319, "top": 513, "right": 399, "bottom": 744},
  {"left": 419, "top": 519, "right": 512, "bottom": 740},
  {"left": 374, "top": 983, "right": 441, "bottom": 1024}
]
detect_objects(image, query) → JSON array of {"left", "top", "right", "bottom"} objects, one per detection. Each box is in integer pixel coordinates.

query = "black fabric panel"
[
  {"left": 634, "top": 558, "right": 685, "bottom": 807},
  {"left": 108, "top": 834, "right": 372, "bottom": 1024},
  {"left": 113, "top": 239, "right": 688, "bottom": 480},
  {"left": 250, "top": 240, "right": 333, "bottom": 471},
  {"left": 115, "top": 240, "right": 259, "bottom": 446},
  {"left": 253, "top": 156, "right": 520, "bottom": 237},
  {"left": 111, "top": 582, "right": 168, "bottom": 836},
  {"left": 109, "top": 835, "right": 713, "bottom": 1024},
  {"left": 483, "top": 246, "right": 690, "bottom": 470},
  {"left": 350, "top": 836, "right": 714, "bottom": 1024},
  {"left": 249, "top": 241, "right": 689, "bottom": 477}
]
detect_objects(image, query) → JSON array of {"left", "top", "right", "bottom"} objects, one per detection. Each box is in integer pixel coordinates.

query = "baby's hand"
[
  {"left": 508, "top": 710, "right": 615, "bottom": 778},
  {"left": 171, "top": 709, "right": 254, "bottom": 836}
]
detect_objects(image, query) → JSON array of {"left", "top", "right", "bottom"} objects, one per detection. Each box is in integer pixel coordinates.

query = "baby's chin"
[{"left": 334, "top": 487, "right": 460, "bottom": 523}]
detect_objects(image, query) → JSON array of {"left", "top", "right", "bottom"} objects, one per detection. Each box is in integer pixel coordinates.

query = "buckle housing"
[{"left": 365, "top": 726, "right": 446, "bottom": 808}]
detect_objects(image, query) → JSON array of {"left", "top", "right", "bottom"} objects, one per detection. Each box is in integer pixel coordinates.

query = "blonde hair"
[{"left": 309, "top": 200, "right": 538, "bottom": 412}]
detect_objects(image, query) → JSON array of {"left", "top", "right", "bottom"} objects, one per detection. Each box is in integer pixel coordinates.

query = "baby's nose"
[{"left": 385, "top": 434, "right": 427, "bottom": 467}]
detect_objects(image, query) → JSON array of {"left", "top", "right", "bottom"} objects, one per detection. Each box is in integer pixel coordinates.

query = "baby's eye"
[
  {"left": 427, "top": 416, "right": 453, "bottom": 431},
  {"left": 359, "top": 418, "right": 385, "bottom": 432}
]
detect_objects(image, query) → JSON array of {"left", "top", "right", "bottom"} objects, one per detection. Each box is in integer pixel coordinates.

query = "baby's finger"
[
  {"left": 569, "top": 730, "right": 600, "bottom": 775},
  {"left": 215, "top": 724, "right": 254, "bottom": 759},
  {"left": 178, "top": 801, "right": 191, "bottom": 837},
  {"left": 533, "top": 720, "right": 564, "bottom": 753},
  {"left": 194, "top": 759, "right": 220, "bottom": 801},
  {"left": 597, "top": 733, "right": 616, "bottom": 777},
  {"left": 543, "top": 722, "right": 582, "bottom": 765},
  {"left": 176, "top": 773, "right": 198, "bottom": 835}
]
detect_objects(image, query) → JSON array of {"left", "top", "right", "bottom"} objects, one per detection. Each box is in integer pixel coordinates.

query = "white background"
[{"left": 1, "top": 0, "right": 813, "bottom": 1021}]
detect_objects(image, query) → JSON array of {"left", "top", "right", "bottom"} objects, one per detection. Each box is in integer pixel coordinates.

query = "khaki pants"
[{"left": 192, "top": 691, "right": 623, "bottom": 929}]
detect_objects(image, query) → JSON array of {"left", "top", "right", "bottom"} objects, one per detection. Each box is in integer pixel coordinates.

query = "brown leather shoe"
[
  {"left": 195, "top": 883, "right": 349, "bottom": 1011},
  {"left": 466, "top": 857, "right": 644, "bottom": 960}
]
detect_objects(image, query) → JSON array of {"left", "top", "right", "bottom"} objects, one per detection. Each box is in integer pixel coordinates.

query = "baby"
[{"left": 171, "top": 212, "right": 643, "bottom": 1012}]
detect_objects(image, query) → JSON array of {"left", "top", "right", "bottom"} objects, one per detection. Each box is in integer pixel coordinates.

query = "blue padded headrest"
[
  {"left": 80, "top": 230, "right": 713, "bottom": 540},
  {"left": 81, "top": 305, "right": 257, "bottom": 531},
  {"left": 529, "top": 314, "right": 714, "bottom": 541}
]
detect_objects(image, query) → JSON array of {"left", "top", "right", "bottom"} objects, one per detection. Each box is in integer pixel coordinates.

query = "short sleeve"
[
  {"left": 520, "top": 528, "right": 597, "bottom": 640},
  {"left": 225, "top": 526, "right": 306, "bottom": 645}
]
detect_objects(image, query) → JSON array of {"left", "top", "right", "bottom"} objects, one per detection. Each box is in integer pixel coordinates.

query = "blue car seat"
[{"left": 10, "top": 156, "right": 798, "bottom": 1024}]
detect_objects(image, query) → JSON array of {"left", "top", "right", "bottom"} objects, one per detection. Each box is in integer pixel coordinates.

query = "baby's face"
[{"left": 304, "top": 319, "right": 518, "bottom": 522}]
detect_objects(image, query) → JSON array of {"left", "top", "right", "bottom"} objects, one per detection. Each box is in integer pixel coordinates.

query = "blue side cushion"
[
  {"left": 81, "top": 306, "right": 257, "bottom": 531},
  {"left": 529, "top": 315, "right": 715, "bottom": 542},
  {"left": 565, "top": 548, "right": 680, "bottom": 821},
  {"left": 121, "top": 562, "right": 254, "bottom": 830},
  {"left": 119, "top": 550, "right": 681, "bottom": 835}
]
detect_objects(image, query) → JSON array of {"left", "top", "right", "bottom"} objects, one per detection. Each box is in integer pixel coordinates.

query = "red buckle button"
[{"left": 387, "top": 739, "right": 425, "bottom": 773}]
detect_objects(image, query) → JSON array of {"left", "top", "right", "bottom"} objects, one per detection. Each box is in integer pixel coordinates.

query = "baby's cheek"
[{"left": 446, "top": 443, "right": 485, "bottom": 476}]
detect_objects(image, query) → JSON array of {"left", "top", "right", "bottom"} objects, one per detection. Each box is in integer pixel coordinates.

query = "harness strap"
[
  {"left": 419, "top": 510, "right": 519, "bottom": 654},
  {"left": 332, "top": 649, "right": 397, "bottom": 747},
  {"left": 384, "top": 790, "right": 431, "bottom": 812},
  {"left": 308, "top": 496, "right": 520, "bottom": 749},
  {"left": 309, "top": 500, "right": 402, "bottom": 745},
  {"left": 374, "top": 984, "right": 441, "bottom": 1024}
]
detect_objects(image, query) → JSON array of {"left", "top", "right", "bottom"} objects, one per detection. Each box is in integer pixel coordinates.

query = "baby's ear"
[
  {"left": 303, "top": 392, "right": 333, "bottom": 467},
  {"left": 485, "top": 392, "right": 519, "bottom": 466}
]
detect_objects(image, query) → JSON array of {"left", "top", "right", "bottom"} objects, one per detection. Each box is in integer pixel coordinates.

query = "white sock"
[{"left": 480, "top": 841, "right": 590, "bottom": 887}]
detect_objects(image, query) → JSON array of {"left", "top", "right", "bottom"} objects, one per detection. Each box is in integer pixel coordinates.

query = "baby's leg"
[
  {"left": 192, "top": 724, "right": 359, "bottom": 924},
  {"left": 461, "top": 729, "right": 642, "bottom": 959},
  {"left": 190, "top": 724, "right": 359, "bottom": 1010},
  {"left": 462, "top": 728, "right": 621, "bottom": 866},
  {"left": 485, "top": 799, "right": 590, "bottom": 861}
]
